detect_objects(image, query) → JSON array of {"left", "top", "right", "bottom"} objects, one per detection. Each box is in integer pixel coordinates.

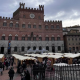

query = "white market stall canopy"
[
  {"left": 12, "top": 54, "right": 36, "bottom": 61},
  {"left": 0, "top": 54, "right": 4, "bottom": 59}
]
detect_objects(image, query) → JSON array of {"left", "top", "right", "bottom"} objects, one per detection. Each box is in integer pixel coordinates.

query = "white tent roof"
[
  {"left": 53, "top": 63, "right": 69, "bottom": 66},
  {"left": 48, "top": 55, "right": 63, "bottom": 58},
  {"left": 0, "top": 54, "right": 4, "bottom": 59},
  {"left": 12, "top": 54, "right": 36, "bottom": 61}
]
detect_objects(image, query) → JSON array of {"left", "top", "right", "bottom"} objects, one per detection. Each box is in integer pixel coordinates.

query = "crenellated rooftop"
[
  {"left": 44, "top": 20, "right": 62, "bottom": 23},
  {"left": 0, "top": 16, "right": 14, "bottom": 20}
]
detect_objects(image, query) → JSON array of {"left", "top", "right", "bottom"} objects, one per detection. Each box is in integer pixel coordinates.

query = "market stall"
[{"left": 0, "top": 54, "right": 4, "bottom": 62}]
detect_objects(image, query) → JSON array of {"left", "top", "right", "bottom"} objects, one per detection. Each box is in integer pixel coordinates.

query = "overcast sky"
[{"left": 0, "top": 0, "right": 80, "bottom": 27}]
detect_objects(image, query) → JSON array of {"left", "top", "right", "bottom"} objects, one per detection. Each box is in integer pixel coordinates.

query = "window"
[
  {"left": 15, "top": 24, "right": 19, "bottom": 28},
  {"left": 28, "top": 24, "right": 31, "bottom": 28},
  {"left": 72, "top": 38, "right": 74, "bottom": 40},
  {"left": 33, "top": 46, "right": 36, "bottom": 50},
  {"left": 8, "top": 36, "right": 12, "bottom": 40},
  {"left": 51, "top": 25, "right": 54, "bottom": 29},
  {"left": 39, "top": 25, "right": 42, "bottom": 29},
  {"left": 27, "top": 46, "right": 31, "bottom": 50},
  {"left": 39, "top": 37, "right": 42, "bottom": 41},
  {"left": 75, "top": 38, "right": 77, "bottom": 40},
  {"left": 69, "top": 47, "right": 71, "bottom": 50},
  {"left": 27, "top": 37, "right": 31, "bottom": 41},
  {"left": 38, "top": 16, "right": 41, "bottom": 19},
  {"left": 22, "top": 37, "right": 25, "bottom": 40},
  {"left": 33, "top": 37, "right": 36, "bottom": 41},
  {"left": 1, "top": 36, "right": 5, "bottom": 40},
  {"left": 45, "top": 37, "right": 49, "bottom": 41},
  {"left": 3, "top": 22, "right": 7, "bottom": 26},
  {"left": 56, "top": 25, "right": 60, "bottom": 29},
  {"left": 22, "top": 24, "right": 25, "bottom": 28},
  {"left": 58, "top": 46, "right": 61, "bottom": 51},
  {"left": 22, "top": 46, "right": 25, "bottom": 51},
  {"left": 33, "top": 25, "right": 36, "bottom": 28},
  {"left": 39, "top": 46, "right": 42, "bottom": 50},
  {"left": 23, "top": 15, "right": 26, "bottom": 18},
  {"left": 79, "top": 38, "right": 80, "bottom": 40},
  {"left": 68, "top": 38, "right": 70, "bottom": 41},
  {"left": 73, "top": 47, "right": 75, "bottom": 50},
  {"left": 9, "top": 23, "right": 13, "bottom": 27},
  {"left": 51, "top": 37, "right": 55, "bottom": 41},
  {"left": 15, "top": 36, "right": 18, "bottom": 40},
  {"left": 57, "top": 37, "right": 61, "bottom": 40},
  {"left": 45, "top": 25, "right": 48, "bottom": 29},
  {"left": 46, "top": 46, "right": 49, "bottom": 51},
  {"left": 14, "top": 47, "right": 17, "bottom": 52}
]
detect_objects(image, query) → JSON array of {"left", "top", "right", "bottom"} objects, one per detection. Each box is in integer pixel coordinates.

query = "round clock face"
[{"left": 30, "top": 13, "right": 35, "bottom": 18}]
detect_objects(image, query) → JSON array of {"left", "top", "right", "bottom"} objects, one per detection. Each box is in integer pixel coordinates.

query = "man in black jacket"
[{"left": 8, "top": 67, "right": 15, "bottom": 80}]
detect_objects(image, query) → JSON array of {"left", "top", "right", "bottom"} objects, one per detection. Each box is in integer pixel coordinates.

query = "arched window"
[
  {"left": 33, "top": 46, "right": 36, "bottom": 50},
  {"left": 46, "top": 46, "right": 49, "bottom": 51},
  {"left": 8, "top": 34, "right": 12, "bottom": 40},
  {"left": 27, "top": 46, "right": 31, "bottom": 50},
  {"left": 14, "top": 46, "right": 17, "bottom": 52},
  {"left": 22, "top": 46, "right": 25, "bottom": 51},
  {"left": 39, "top": 46, "right": 42, "bottom": 50}
]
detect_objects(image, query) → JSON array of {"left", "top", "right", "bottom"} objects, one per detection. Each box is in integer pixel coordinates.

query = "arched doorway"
[
  {"left": 33, "top": 46, "right": 36, "bottom": 50},
  {"left": 39, "top": 46, "right": 42, "bottom": 50},
  {"left": 1, "top": 47, "right": 4, "bottom": 54},
  {"left": 27, "top": 46, "right": 31, "bottom": 50},
  {"left": 52, "top": 46, "right": 55, "bottom": 52}
]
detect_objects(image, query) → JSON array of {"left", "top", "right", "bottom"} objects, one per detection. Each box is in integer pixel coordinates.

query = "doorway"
[
  {"left": 8, "top": 47, "right": 11, "bottom": 54},
  {"left": 1, "top": 47, "right": 4, "bottom": 54}
]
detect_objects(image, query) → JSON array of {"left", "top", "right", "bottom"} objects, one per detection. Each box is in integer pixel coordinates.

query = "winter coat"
[{"left": 8, "top": 69, "right": 15, "bottom": 77}]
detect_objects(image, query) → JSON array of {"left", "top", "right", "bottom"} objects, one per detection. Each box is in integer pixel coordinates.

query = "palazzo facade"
[{"left": 0, "top": 3, "right": 64, "bottom": 54}]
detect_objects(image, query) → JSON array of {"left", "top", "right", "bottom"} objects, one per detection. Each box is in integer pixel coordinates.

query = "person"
[
  {"left": 25, "top": 70, "right": 30, "bottom": 80},
  {"left": 8, "top": 67, "right": 15, "bottom": 80},
  {"left": 0, "top": 61, "right": 3, "bottom": 75}
]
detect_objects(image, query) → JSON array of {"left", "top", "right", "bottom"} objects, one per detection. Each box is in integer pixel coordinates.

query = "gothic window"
[
  {"left": 39, "top": 25, "right": 42, "bottom": 29},
  {"left": 57, "top": 37, "right": 61, "bottom": 41},
  {"left": 33, "top": 46, "right": 36, "bottom": 50},
  {"left": 15, "top": 24, "right": 19, "bottom": 28},
  {"left": 56, "top": 25, "right": 60, "bottom": 29},
  {"left": 15, "top": 36, "right": 18, "bottom": 40},
  {"left": 51, "top": 37, "right": 55, "bottom": 41},
  {"left": 39, "top": 37, "right": 42, "bottom": 41},
  {"left": 9, "top": 23, "right": 13, "bottom": 27},
  {"left": 45, "top": 37, "right": 49, "bottom": 41},
  {"left": 14, "top": 47, "right": 17, "bottom": 52},
  {"left": 33, "top": 25, "right": 36, "bottom": 28},
  {"left": 22, "top": 24, "right": 25, "bottom": 28},
  {"left": 22, "top": 46, "right": 25, "bottom": 51},
  {"left": 58, "top": 46, "right": 61, "bottom": 51},
  {"left": 27, "top": 37, "right": 31, "bottom": 41},
  {"left": 28, "top": 24, "right": 31, "bottom": 28},
  {"left": 39, "top": 46, "right": 42, "bottom": 50},
  {"left": 22, "top": 37, "right": 25, "bottom": 40},
  {"left": 3, "top": 22, "right": 7, "bottom": 26},
  {"left": 33, "top": 37, "right": 36, "bottom": 41},
  {"left": 1, "top": 36, "right": 5, "bottom": 40},
  {"left": 8, "top": 36, "right": 12, "bottom": 40},
  {"left": 45, "top": 25, "right": 48, "bottom": 29},
  {"left": 51, "top": 25, "right": 54, "bottom": 29}
]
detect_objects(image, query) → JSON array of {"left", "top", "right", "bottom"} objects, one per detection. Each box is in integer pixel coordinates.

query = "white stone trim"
[
  {"left": 2, "top": 34, "right": 5, "bottom": 36},
  {"left": 9, "top": 34, "right": 12, "bottom": 36}
]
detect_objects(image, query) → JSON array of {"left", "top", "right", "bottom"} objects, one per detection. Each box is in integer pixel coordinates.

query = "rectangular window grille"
[
  {"left": 56, "top": 25, "right": 60, "bottom": 29},
  {"left": 57, "top": 37, "right": 61, "bottom": 40},
  {"left": 9, "top": 23, "right": 13, "bottom": 27},
  {"left": 45, "top": 25, "right": 48, "bottom": 29},
  {"left": 39, "top": 25, "right": 42, "bottom": 29},
  {"left": 1, "top": 36, "right": 5, "bottom": 40},
  {"left": 39, "top": 37, "right": 42, "bottom": 41},
  {"left": 51, "top": 25, "right": 54, "bottom": 29},
  {"left": 8, "top": 36, "right": 12, "bottom": 40},
  {"left": 27, "top": 37, "right": 31, "bottom": 41},
  {"left": 22, "top": 37, "right": 25, "bottom": 40},
  {"left": 33, "top": 37, "right": 36, "bottom": 41},
  {"left": 3, "top": 22, "right": 7, "bottom": 26},
  {"left": 22, "top": 24, "right": 25, "bottom": 28},
  {"left": 15, "top": 36, "right": 18, "bottom": 40},
  {"left": 33, "top": 25, "right": 36, "bottom": 28},
  {"left": 45, "top": 37, "right": 49, "bottom": 41},
  {"left": 51, "top": 37, "right": 55, "bottom": 41},
  {"left": 28, "top": 24, "right": 31, "bottom": 28},
  {"left": 15, "top": 24, "right": 19, "bottom": 28}
]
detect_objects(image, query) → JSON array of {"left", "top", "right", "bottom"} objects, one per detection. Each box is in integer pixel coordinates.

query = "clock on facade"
[{"left": 30, "top": 13, "right": 35, "bottom": 18}]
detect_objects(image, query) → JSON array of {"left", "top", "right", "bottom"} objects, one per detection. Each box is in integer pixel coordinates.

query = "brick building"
[{"left": 0, "top": 3, "right": 64, "bottom": 54}]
